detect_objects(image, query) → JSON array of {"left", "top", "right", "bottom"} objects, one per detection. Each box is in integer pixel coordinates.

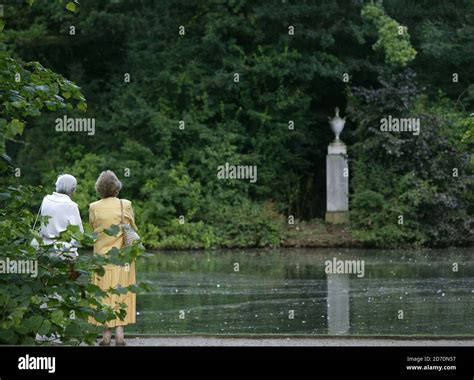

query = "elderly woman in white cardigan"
[
  {"left": 39, "top": 174, "right": 83, "bottom": 258},
  {"left": 35, "top": 174, "right": 83, "bottom": 343}
]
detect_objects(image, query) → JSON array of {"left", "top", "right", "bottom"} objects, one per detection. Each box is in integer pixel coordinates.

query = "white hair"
[{"left": 55, "top": 174, "right": 77, "bottom": 196}]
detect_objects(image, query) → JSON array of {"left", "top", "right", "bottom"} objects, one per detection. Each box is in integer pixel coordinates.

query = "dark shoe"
[
  {"left": 98, "top": 339, "right": 111, "bottom": 346},
  {"left": 115, "top": 340, "right": 126, "bottom": 346}
]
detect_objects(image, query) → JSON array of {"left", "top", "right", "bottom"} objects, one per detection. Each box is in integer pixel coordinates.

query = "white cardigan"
[{"left": 39, "top": 192, "right": 83, "bottom": 257}]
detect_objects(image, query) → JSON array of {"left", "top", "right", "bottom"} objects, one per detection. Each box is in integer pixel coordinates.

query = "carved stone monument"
[{"left": 325, "top": 107, "right": 349, "bottom": 224}]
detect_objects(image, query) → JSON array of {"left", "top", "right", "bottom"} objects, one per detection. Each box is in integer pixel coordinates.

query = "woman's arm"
[{"left": 71, "top": 204, "right": 84, "bottom": 233}]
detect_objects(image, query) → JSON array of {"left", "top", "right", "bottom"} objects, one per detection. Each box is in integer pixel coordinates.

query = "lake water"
[{"left": 128, "top": 248, "right": 474, "bottom": 336}]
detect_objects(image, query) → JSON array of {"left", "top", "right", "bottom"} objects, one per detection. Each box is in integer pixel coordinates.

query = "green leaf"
[
  {"left": 20, "top": 336, "right": 36, "bottom": 345},
  {"left": 110, "top": 285, "right": 128, "bottom": 295},
  {"left": 37, "top": 320, "right": 51, "bottom": 335},
  {"left": 77, "top": 101, "right": 87, "bottom": 111},
  {"left": 66, "top": 2, "right": 77, "bottom": 13},
  {"left": 0, "top": 192, "right": 11, "bottom": 201},
  {"left": 14, "top": 325, "right": 28, "bottom": 335},
  {"left": 23, "top": 315, "right": 43, "bottom": 331},
  {"left": 30, "top": 295, "right": 43, "bottom": 305},
  {"left": 104, "top": 224, "right": 120, "bottom": 236},
  {"left": 139, "top": 282, "right": 153, "bottom": 292},
  {"left": 91, "top": 310, "right": 111, "bottom": 324},
  {"left": 126, "top": 284, "right": 141, "bottom": 293},
  {"left": 8, "top": 119, "right": 25, "bottom": 137},
  {"left": 64, "top": 323, "right": 82, "bottom": 337},
  {"left": 0, "top": 329, "right": 15, "bottom": 343},
  {"left": 51, "top": 310, "right": 64, "bottom": 326}
]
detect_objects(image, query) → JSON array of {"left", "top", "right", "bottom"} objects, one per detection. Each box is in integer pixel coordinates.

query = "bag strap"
[
  {"left": 119, "top": 199, "right": 125, "bottom": 225},
  {"left": 32, "top": 201, "right": 43, "bottom": 230}
]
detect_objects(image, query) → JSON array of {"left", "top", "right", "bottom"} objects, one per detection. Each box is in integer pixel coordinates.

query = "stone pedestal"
[{"left": 325, "top": 140, "right": 349, "bottom": 224}]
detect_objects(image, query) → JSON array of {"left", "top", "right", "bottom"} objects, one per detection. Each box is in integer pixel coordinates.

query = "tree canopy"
[{"left": 2, "top": 0, "right": 473, "bottom": 248}]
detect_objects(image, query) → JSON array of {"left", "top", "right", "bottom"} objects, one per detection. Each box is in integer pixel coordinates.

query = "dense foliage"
[
  {"left": 348, "top": 70, "right": 473, "bottom": 247},
  {"left": 2, "top": 0, "right": 473, "bottom": 249}
]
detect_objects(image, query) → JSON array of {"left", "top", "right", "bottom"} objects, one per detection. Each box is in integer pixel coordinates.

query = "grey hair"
[
  {"left": 95, "top": 170, "right": 122, "bottom": 198},
  {"left": 55, "top": 174, "right": 77, "bottom": 196}
]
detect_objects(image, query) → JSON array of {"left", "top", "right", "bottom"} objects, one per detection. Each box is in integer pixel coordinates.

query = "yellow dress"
[{"left": 88, "top": 197, "right": 138, "bottom": 328}]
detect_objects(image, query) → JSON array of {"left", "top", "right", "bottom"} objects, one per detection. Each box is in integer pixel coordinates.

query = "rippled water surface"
[{"left": 128, "top": 248, "right": 474, "bottom": 336}]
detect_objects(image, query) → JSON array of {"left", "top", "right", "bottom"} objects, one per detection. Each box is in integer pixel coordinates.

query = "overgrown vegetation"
[
  {"left": 348, "top": 70, "right": 473, "bottom": 247},
  {"left": 1, "top": 0, "right": 473, "bottom": 251}
]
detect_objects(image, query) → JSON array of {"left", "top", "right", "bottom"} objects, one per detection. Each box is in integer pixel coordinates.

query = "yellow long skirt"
[{"left": 88, "top": 261, "right": 136, "bottom": 328}]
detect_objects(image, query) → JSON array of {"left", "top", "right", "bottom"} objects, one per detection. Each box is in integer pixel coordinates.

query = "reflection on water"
[
  {"left": 128, "top": 248, "right": 474, "bottom": 336},
  {"left": 327, "top": 274, "right": 349, "bottom": 335}
]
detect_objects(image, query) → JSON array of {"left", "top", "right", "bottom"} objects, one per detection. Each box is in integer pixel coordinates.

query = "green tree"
[{"left": 348, "top": 70, "right": 473, "bottom": 247}]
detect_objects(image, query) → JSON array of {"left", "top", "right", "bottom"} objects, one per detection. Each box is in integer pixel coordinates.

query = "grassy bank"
[
  {"left": 148, "top": 217, "right": 473, "bottom": 250},
  {"left": 282, "top": 220, "right": 358, "bottom": 248},
  {"left": 150, "top": 218, "right": 360, "bottom": 250}
]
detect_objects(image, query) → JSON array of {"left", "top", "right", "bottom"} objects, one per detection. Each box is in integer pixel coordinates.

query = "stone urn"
[{"left": 328, "top": 107, "right": 346, "bottom": 141}]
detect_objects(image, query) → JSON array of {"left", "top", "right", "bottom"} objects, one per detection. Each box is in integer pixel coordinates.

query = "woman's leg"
[
  {"left": 100, "top": 328, "right": 112, "bottom": 345},
  {"left": 115, "top": 325, "right": 125, "bottom": 344}
]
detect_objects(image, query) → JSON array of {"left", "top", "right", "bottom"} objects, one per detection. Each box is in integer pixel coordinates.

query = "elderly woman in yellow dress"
[{"left": 88, "top": 170, "right": 138, "bottom": 346}]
